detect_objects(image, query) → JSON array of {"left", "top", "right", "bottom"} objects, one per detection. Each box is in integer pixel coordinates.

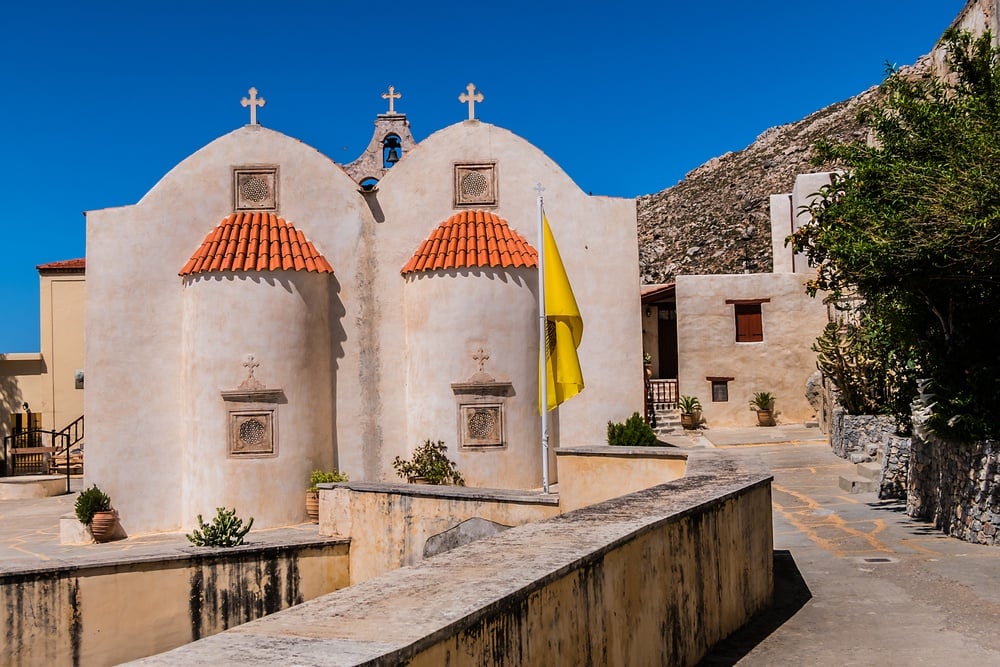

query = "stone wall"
[
  {"left": 830, "top": 408, "right": 899, "bottom": 462},
  {"left": 907, "top": 428, "right": 1000, "bottom": 545},
  {"left": 878, "top": 435, "right": 911, "bottom": 500}
]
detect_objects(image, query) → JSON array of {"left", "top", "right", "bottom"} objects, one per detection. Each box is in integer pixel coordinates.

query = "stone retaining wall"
[
  {"left": 878, "top": 435, "right": 911, "bottom": 499},
  {"left": 907, "top": 428, "right": 1000, "bottom": 545},
  {"left": 831, "top": 408, "right": 899, "bottom": 462}
]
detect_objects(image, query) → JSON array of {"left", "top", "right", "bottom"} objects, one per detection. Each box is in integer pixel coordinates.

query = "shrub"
[
  {"left": 677, "top": 395, "right": 702, "bottom": 414},
  {"left": 74, "top": 484, "right": 112, "bottom": 525},
  {"left": 392, "top": 440, "right": 465, "bottom": 485},
  {"left": 308, "top": 469, "right": 348, "bottom": 492},
  {"left": 749, "top": 392, "right": 775, "bottom": 411},
  {"left": 186, "top": 507, "right": 254, "bottom": 547},
  {"left": 607, "top": 412, "right": 658, "bottom": 447}
]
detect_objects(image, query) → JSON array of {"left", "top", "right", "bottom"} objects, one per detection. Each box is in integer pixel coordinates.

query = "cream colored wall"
[
  {"left": 86, "top": 126, "right": 370, "bottom": 533},
  {"left": 373, "top": 120, "right": 643, "bottom": 477},
  {"left": 556, "top": 447, "right": 687, "bottom": 511},
  {"left": 1, "top": 542, "right": 349, "bottom": 667},
  {"left": 402, "top": 267, "right": 541, "bottom": 489},
  {"left": 0, "top": 271, "right": 84, "bottom": 446},
  {"left": 87, "top": 120, "right": 642, "bottom": 533},
  {"left": 180, "top": 272, "right": 332, "bottom": 529},
  {"left": 676, "top": 272, "right": 828, "bottom": 427},
  {"left": 321, "top": 484, "right": 560, "bottom": 584},
  {"left": 40, "top": 272, "right": 85, "bottom": 432}
]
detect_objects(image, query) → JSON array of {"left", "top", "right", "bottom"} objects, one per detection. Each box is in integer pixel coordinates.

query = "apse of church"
[{"left": 83, "top": 85, "right": 642, "bottom": 534}]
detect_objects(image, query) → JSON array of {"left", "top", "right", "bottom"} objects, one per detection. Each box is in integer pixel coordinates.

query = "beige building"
[
  {"left": 642, "top": 173, "right": 831, "bottom": 427},
  {"left": 0, "top": 259, "right": 85, "bottom": 473},
  {"left": 84, "top": 88, "right": 644, "bottom": 534}
]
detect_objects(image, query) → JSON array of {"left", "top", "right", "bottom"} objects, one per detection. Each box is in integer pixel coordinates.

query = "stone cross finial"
[
  {"left": 473, "top": 348, "right": 490, "bottom": 373},
  {"left": 459, "top": 83, "right": 484, "bottom": 120},
  {"left": 382, "top": 85, "right": 401, "bottom": 114},
  {"left": 241, "top": 87, "right": 266, "bottom": 125},
  {"left": 239, "top": 355, "right": 265, "bottom": 390}
]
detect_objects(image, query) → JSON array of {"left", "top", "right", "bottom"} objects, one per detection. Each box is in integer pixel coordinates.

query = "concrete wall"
[
  {"left": 321, "top": 446, "right": 688, "bottom": 583},
  {"left": 676, "top": 272, "right": 828, "bottom": 427},
  {"left": 1, "top": 538, "right": 349, "bottom": 667},
  {"left": 130, "top": 450, "right": 773, "bottom": 667}
]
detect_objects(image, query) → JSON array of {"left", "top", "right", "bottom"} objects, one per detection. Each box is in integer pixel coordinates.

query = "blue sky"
[{"left": 0, "top": 1, "right": 965, "bottom": 352}]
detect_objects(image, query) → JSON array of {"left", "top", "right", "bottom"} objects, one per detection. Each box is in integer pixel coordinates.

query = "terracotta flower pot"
[
  {"left": 90, "top": 510, "right": 119, "bottom": 543},
  {"left": 756, "top": 409, "right": 775, "bottom": 427},
  {"left": 680, "top": 413, "right": 698, "bottom": 430},
  {"left": 305, "top": 491, "right": 320, "bottom": 523}
]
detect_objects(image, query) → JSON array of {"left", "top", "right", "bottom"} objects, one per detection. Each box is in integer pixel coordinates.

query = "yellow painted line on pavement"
[{"left": 772, "top": 483, "right": 894, "bottom": 556}]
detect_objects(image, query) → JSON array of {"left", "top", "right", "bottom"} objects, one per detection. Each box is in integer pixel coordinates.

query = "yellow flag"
[{"left": 541, "top": 214, "right": 584, "bottom": 411}]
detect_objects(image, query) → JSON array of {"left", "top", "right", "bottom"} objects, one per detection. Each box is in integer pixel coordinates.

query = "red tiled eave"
[
  {"left": 180, "top": 212, "right": 334, "bottom": 277},
  {"left": 37, "top": 258, "right": 85, "bottom": 273},
  {"left": 401, "top": 210, "right": 538, "bottom": 275}
]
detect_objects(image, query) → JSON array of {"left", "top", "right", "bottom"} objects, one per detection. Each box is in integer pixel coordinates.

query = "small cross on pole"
[
  {"left": 241, "top": 87, "right": 266, "bottom": 125},
  {"left": 458, "top": 83, "right": 484, "bottom": 120},
  {"left": 382, "top": 85, "right": 401, "bottom": 114}
]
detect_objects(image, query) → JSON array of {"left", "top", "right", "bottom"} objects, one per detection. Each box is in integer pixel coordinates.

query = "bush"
[
  {"left": 308, "top": 469, "right": 348, "bottom": 492},
  {"left": 392, "top": 440, "right": 465, "bottom": 485},
  {"left": 186, "top": 507, "right": 254, "bottom": 547},
  {"left": 607, "top": 412, "right": 658, "bottom": 447},
  {"left": 74, "top": 484, "right": 112, "bottom": 524}
]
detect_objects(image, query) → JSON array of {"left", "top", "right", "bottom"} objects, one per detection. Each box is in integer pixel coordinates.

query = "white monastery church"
[{"left": 84, "top": 86, "right": 644, "bottom": 534}]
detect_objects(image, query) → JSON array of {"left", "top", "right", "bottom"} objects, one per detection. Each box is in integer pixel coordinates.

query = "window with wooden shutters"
[{"left": 727, "top": 299, "right": 769, "bottom": 343}]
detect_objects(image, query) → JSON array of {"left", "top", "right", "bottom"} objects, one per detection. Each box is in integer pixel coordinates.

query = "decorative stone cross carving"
[
  {"left": 473, "top": 348, "right": 490, "bottom": 373},
  {"left": 382, "top": 85, "right": 401, "bottom": 114},
  {"left": 534, "top": 182, "right": 545, "bottom": 197},
  {"left": 239, "top": 355, "right": 265, "bottom": 390},
  {"left": 459, "top": 83, "right": 484, "bottom": 120},
  {"left": 241, "top": 87, "right": 266, "bottom": 125}
]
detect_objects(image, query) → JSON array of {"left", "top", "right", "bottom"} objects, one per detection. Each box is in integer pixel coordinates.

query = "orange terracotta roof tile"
[
  {"left": 36, "top": 258, "right": 86, "bottom": 273},
  {"left": 180, "top": 212, "right": 334, "bottom": 277},
  {"left": 401, "top": 210, "right": 538, "bottom": 275}
]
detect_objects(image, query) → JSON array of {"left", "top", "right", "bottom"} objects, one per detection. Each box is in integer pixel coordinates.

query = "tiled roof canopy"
[
  {"left": 401, "top": 210, "right": 538, "bottom": 275},
  {"left": 180, "top": 212, "right": 333, "bottom": 276}
]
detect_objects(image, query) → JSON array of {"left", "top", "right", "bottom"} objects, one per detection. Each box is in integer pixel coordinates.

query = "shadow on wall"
[{"left": 696, "top": 550, "right": 812, "bottom": 666}]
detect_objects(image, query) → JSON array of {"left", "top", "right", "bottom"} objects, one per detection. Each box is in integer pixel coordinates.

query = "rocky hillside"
[{"left": 636, "top": 89, "right": 877, "bottom": 284}]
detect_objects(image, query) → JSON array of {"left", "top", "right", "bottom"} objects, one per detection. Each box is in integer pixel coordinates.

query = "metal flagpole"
[{"left": 536, "top": 186, "right": 550, "bottom": 493}]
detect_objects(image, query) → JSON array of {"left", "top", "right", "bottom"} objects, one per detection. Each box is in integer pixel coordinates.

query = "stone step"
[
  {"left": 856, "top": 461, "right": 882, "bottom": 480},
  {"left": 839, "top": 475, "right": 877, "bottom": 494}
]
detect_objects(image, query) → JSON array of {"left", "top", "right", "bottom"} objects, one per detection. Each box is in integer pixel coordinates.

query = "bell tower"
[{"left": 343, "top": 85, "right": 417, "bottom": 190}]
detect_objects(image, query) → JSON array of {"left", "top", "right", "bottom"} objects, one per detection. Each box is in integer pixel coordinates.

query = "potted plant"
[
  {"left": 306, "top": 469, "right": 348, "bottom": 523},
  {"left": 74, "top": 484, "right": 118, "bottom": 543},
  {"left": 678, "top": 395, "right": 702, "bottom": 430},
  {"left": 392, "top": 440, "right": 465, "bottom": 486},
  {"left": 750, "top": 391, "right": 776, "bottom": 426}
]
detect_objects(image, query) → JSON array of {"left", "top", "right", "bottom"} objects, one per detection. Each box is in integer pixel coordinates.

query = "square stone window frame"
[
  {"left": 459, "top": 403, "right": 506, "bottom": 449},
  {"left": 221, "top": 389, "right": 284, "bottom": 459},
  {"left": 233, "top": 165, "right": 280, "bottom": 213},
  {"left": 451, "top": 380, "right": 513, "bottom": 450},
  {"left": 453, "top": 162, "right": 499, "bottom": 208}
]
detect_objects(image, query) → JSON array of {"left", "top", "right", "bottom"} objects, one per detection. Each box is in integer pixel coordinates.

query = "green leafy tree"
[{"left": 791, "top": 29, "right": 1000, "bottom": 439}]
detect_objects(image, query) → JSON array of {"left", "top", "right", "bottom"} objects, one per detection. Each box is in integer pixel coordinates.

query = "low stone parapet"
[{"left": 129, "top": 451, "right": 773, "bottom": 666}]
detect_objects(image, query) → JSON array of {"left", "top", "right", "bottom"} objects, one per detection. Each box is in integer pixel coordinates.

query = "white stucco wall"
[
  {"left": 85, "top": 119, "right": 642, "bottom": 531},
  {"left": 86, "top": 126, "right": 369, "bottom": 533},
  {"left": 676, "top": 273, "right": 828, "bottom": 427},
  {"left": 181, "top": 272, "right": 332, "bottom": 529},
  {"left": 402, "top": 267, "right": 541, "bottom": 489}
]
